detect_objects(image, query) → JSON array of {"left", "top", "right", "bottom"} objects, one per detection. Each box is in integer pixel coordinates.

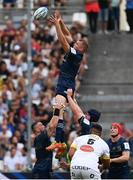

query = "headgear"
[
  {"left": 111, "top": 122, "right": 122, "bottom": 135},
  {"left": 88, "top": 109, "right": 101, "bottom": 122}
]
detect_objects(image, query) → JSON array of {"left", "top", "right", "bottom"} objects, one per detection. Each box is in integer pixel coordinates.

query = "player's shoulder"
[
  {"left": 99, "top": 137, "right": 109, "bottom": 147},
  {"left": 119, "top": 136, "right": 127, "bottom": 143},
  {"left": 70, "top": 47, "right": 77, "bottom": 54},
  {"left": 76, "top": 134, "right": 90, "bottom": 141}
]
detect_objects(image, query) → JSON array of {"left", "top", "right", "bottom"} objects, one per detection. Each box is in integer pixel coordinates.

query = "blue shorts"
[
  {"left": 32, "top": 159, "right": 52, "bottom": 179},
  {"left": 99, "top": 8, "right": 109, "bottom": 21},
  {"left": 107, "top": 166, "right": 130, "bottom": 179},
  {"left": 56, "top": 73, "right": 75, "bottom": 99}
]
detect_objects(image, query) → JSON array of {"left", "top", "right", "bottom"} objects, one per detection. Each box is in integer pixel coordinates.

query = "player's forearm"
[
  {"left": 60, "top": 19, "right": 70, "bottom": 36},
  {"left": 67, "top": 95, "right": 84, "bottom": 120},
  {"left": 59, "top": 20, "right": 73, "bottom": 44},
  {"left": 110, "top": 155, "right": 129, "bottom": 163},
  {"left": 55, "top": 22, "right": 69, "bottom": 52}
]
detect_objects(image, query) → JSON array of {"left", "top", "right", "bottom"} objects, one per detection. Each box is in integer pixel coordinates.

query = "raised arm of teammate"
[{"left": 67, "top": 89, "right": 85, "bottom": 121}]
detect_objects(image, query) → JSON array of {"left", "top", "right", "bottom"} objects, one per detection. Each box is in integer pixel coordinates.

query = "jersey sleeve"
[
  {"left": 66, "top": 47, "right": 78, "bottom": 61},
  {"left": 121, "top": 140, "right": 130, "bottom": 152},
  {"left": 70, "top": 138, "right": 78, "bottom": 150},
  {"left": 101, "top": 142, "right": 110, "bottom": 160}
]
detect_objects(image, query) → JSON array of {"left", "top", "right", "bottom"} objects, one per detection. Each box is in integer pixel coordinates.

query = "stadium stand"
[{"left": 78, "top": 34, "right": 133, "bottom": 129}]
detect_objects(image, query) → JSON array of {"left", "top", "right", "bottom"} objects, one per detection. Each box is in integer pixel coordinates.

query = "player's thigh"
[
  {"left": 55, "top": 94, "right": 67, "bottom": 107},
  {"left": 82, "top": 168, "right": 101, "bottom": 180}
]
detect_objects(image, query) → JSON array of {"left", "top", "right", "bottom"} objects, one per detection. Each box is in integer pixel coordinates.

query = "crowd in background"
[
  {"left": 0, "top": 0, "right": 67, "bottom": 8},
  {"left": 0, "top": 8, "right": 88, "bottom": 171},
  {"left": 0, "top": 0, "right": 133, "bottom": 173},
  {"left": 1, "top": 0, "right": 133, "bottom": 33},
  {"left": 84, "top": 0, "right": 133, "bottom": 34}
]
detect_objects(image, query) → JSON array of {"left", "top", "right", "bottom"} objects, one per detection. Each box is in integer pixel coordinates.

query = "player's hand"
[
  {"left": 49, "top": 14, "right": 59, "bottom": 24},
  {"left": 54, "top": 10, "right": 62, "bottom": 21},
  {"left": 98, "top": 164, "right": 103, "bottom": 172},
  {"left": 67, "top": 89, "right": 73, "bottom": 97},
  {"left": 59, "top": 160, "right": 70, "bottom": 170}
]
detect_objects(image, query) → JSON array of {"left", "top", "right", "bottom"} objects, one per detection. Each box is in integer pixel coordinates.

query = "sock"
[{"left": 55, "top": 119, "right": 65, "bottom": 143}]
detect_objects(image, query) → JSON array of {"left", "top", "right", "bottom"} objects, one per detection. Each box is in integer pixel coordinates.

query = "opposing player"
[
  {"left": 68, "top": 124, "right": 110, "bottom": 179},
  {"left": 46, "top": 12, "right": 88, "bottom": 150}
]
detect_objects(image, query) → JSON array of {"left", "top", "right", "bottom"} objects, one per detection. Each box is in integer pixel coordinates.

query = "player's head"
[
  {"left": 86, "top": 109, "right": 101, "bottom": 122},
  {"left": 73, "top": 39, "right": 88, "bottom": 53},
  {"left": 32, "top": 122, "right": 45, "bottom": 134},
  {"left": 110, "top": 122, "right": 122, "bottom": 137},
  {"left": 90, "top": 123, "right": 102, "bottom": 137}
]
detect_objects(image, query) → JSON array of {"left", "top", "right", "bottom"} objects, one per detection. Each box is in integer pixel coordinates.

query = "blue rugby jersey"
[
  {"left": 34, "top": 131, "right": 52, "bottom": 161},
  {"left": 60, "top": 47, "right": 83, "bottom": 79},
  {"left": 107, "top": 137, "right": 130, "bottom": 168}
]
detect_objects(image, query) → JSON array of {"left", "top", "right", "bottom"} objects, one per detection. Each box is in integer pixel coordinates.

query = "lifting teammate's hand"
[{"left": 67, "top": 89, "right": 73, "bottom": 97}]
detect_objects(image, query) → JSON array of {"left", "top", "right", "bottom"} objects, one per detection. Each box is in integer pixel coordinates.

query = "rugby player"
[
  {"left": 69, "top": 124, "right": 110, "bottom": 179},
  {"left": 46, "top": 11, "right": 88, "bottom": 151},
  {"left": 31, "top": 122, "right": 54, "bottom": 179},
  {"left": 107, "top": 122, "right": 130, "bottom": 179}
]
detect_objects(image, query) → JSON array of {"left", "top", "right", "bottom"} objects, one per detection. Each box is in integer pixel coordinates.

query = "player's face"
[
  {"left": 110, "top": 126, "right": 119, "bottom": 136},
  {"left": 85, "top": 113, "right": 90, "bottom": 121},
  {"left": 73, "top": 40, "right": 84, "bottom": 53},
  {"left": 35, "top": 122, "right": 45, "bottom": 133}
]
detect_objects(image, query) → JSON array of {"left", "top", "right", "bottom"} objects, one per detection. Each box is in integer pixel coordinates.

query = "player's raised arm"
[
  {"left": 49, "top": 14, "right": 70, "bottom": 52},
  {"left": 67, "top": 89, "right": 84, "bottom": 120},
  {"left": 54, "top": 10, "right": 73, "bottom": 44}
]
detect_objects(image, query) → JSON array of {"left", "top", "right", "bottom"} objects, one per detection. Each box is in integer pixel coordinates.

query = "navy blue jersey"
[
  {"left": 32, "top": 131, "right": 52, "bottom": 178},
  {"left": 60, "top": 47, "right": 83, "bottom": 79},
  {"left": 34, "top": 131, "right": 52, "bottom": 161},
  {"left": 56, "top": 47, "right": 83, "bottom": 98},
  {"left": 107, "top": 137, "right": 130, "bottom": 168}
]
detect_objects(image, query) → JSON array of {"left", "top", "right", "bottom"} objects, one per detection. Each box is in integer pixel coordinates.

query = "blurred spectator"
[
  {"left": 55, "top": 0, "right": 67, "bottom": 7},
  {"left": 0, "top": 96, "right": 9, "bottom": 121},
  {"left": 34, "top": 0, "right": 50, "bottom": 7},
  {"left": 19, "top": 147, "right": 28, "bottom": 170},
  {"left": 2, "top": 0, "right": 16, "bottom": 8},
  {"left": 3, "top": 20, "right": 16, "bottom": 41},
  {"left": 3, "top": 146, "right": 21, "bottom": 171},
  {"left": 33, "top": 103, "right": 51, "bottom": 126},
  {"left": 0, "top": 124, "right": 12, "bottom": 140},
  {"left": 98, "top": 0, "right": 110, "bottom": 34},
  {"left": 84, "top": 0, "right": 100, "bottom": 33},
  {"left": 120, "top": 122, "right": 133, "bottom": 140},
  {"left": 39, "top": 26, "right": 54, "bottom": 44},
  {"left": 125, "top": 0, "right": 133, "bottom": 33},
  {"left": 0, "top": 61, "right": 10, "bottom": 81},
  {"left": 109, "top": 0, "right": 122, "bottom": 32}
]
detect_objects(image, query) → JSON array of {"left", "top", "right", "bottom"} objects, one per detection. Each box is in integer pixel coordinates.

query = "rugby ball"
[{"left": 33, "top": 7, "right": 48, "bottom": 20}]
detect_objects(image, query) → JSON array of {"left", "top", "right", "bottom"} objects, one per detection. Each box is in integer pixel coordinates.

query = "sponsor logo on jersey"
[{"left": 80, "top": 145, "right": 94, "bottom": 152}]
